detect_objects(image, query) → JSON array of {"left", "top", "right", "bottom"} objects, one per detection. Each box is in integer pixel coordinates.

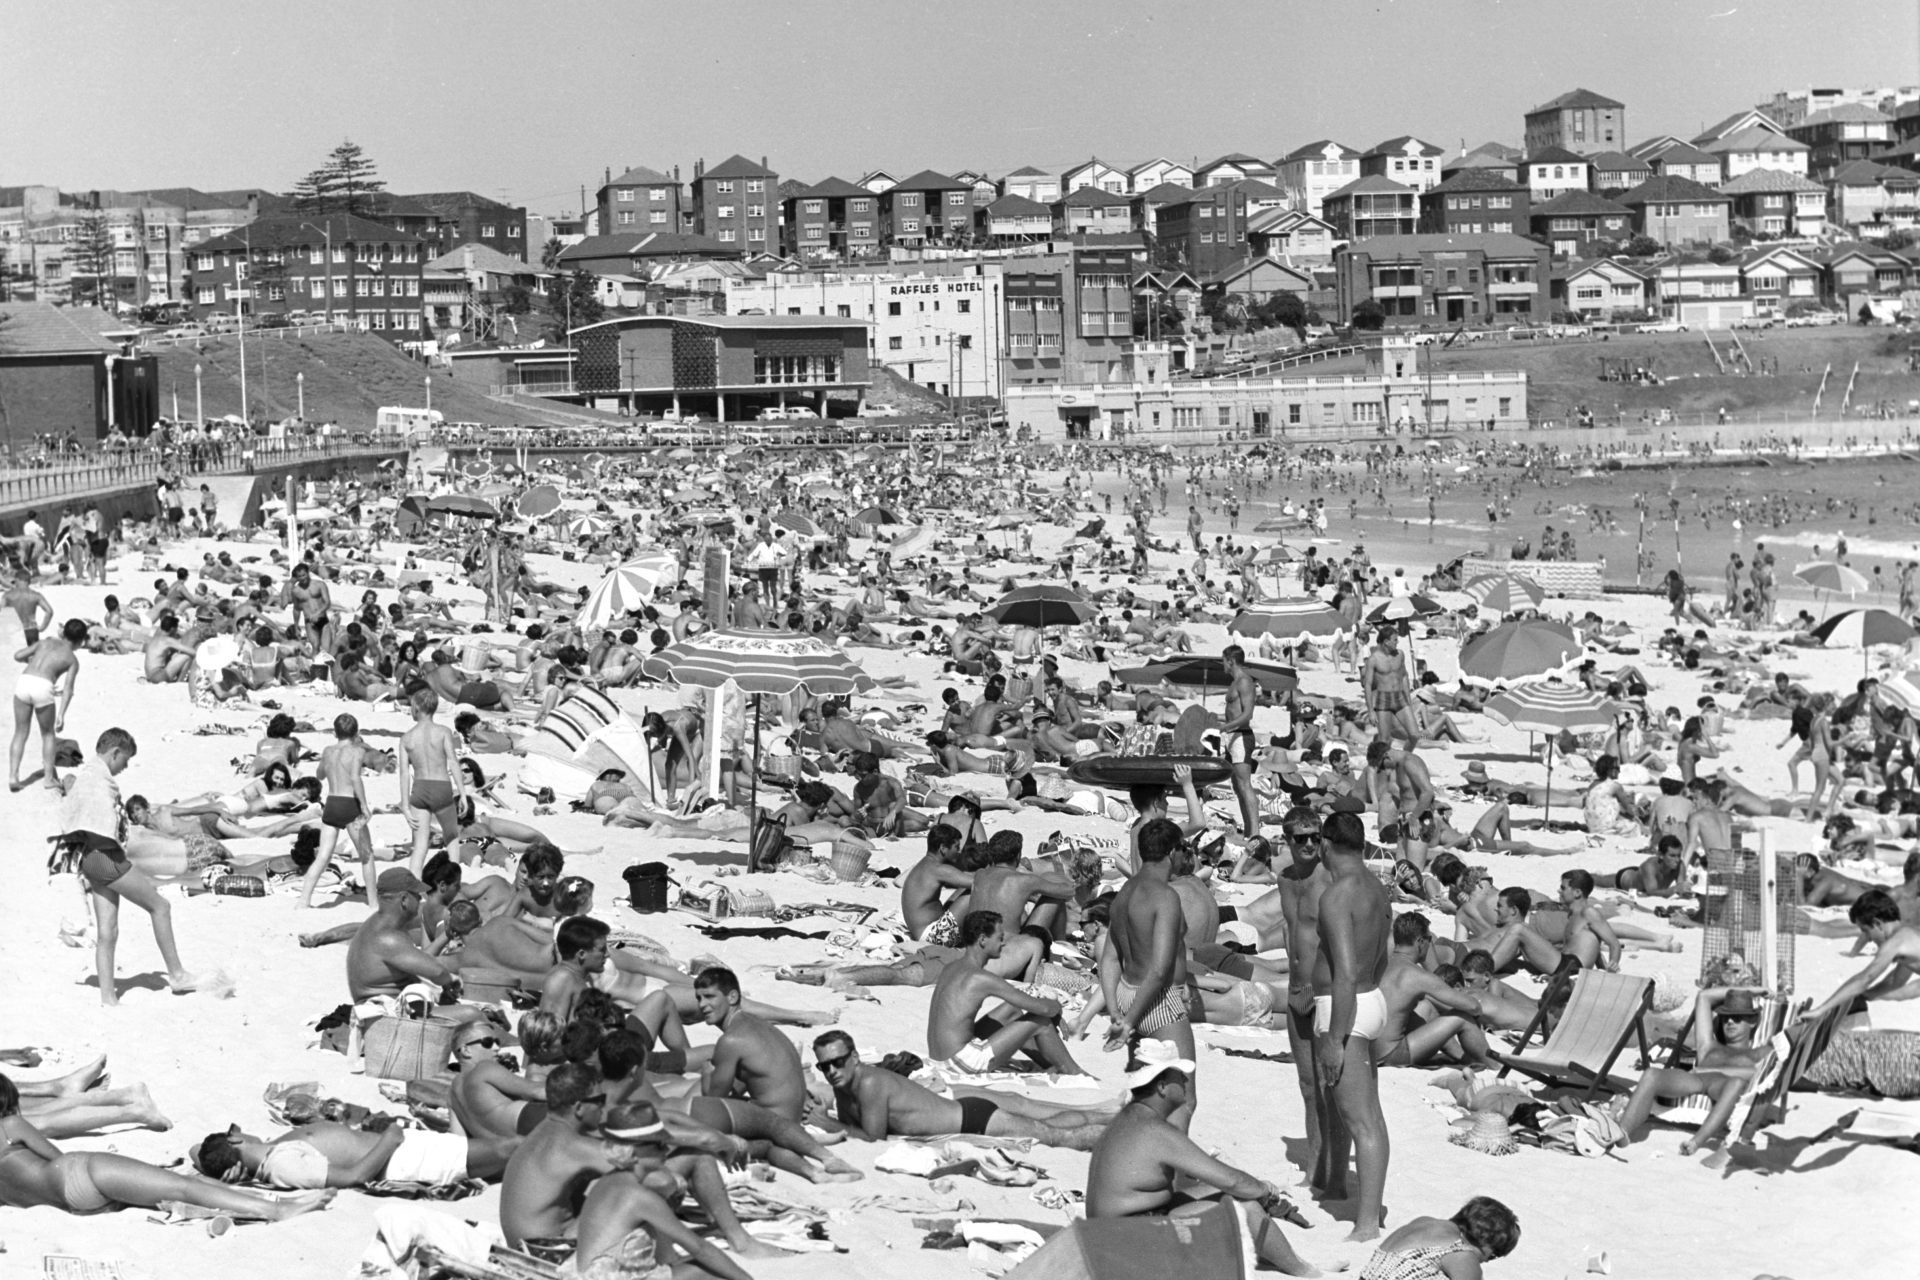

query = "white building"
[{"left": 725, "top": 266, "right": 1005, "bottom": 398}]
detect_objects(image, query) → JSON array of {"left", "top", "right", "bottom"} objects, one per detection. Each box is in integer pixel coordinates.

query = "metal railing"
[
  {"left": 0, "top": 435, "right": 405, "bottom": 513},
  {"left": 137, "top": 319, "right": 358, "bottom": 347}
]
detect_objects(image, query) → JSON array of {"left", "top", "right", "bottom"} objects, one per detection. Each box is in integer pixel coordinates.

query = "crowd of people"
[{"left": 7, "top": 433, "right": 1917, "bottom": 1279}]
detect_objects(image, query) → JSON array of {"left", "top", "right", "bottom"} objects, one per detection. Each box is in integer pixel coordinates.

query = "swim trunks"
[
  {"left": 957, "top": 1095, "right": 1000, "bottom": 1135},
  {"left": 322, "top": 796, "right": 365, "bottom": 829},
  {"left": 1114, "top": 976, "right": 1191, "bottom": 1035},
  {"left": 383, "top": 1129, "right": 470, "bottom": 1185},
  {"left": 59, "top": 831, "right": 132, "bottom": 889},
  {"left": 261, "top": 1139, "right": 331, "bottom": 1189},
  {"left": 1225, "top": 729, "right": 1256, "bottom": 766},
  {"left": 409, "top": 779, "right": 457, "bottom": 812},
  {"left": 1369, "top": 689, "right": 1410, "bottom": 714},
  {"left": 921, "top": 911, "right": 960, "bottom": 947},
  {"left": 459, "top": 681, "right": 502, "bottom": 708},
  {"left": 22, "top": 628, "right": 40, "bottom": 646},
  {"left": 14, "top": 672, "right": 55, "bottom": 708},
  {"left": 1313, "top": 987, "right": 1390, "bottom": 1041}
]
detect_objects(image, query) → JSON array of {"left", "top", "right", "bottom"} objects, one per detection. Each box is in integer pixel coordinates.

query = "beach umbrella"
[
  {"left": 426, "top": 493, "right": 499, "bottom": 519},
  {"left": 1794, "top": 561, "right": 1871, "bottom": 618},
  {"left": 1110, "top": 655, "right": 1298, "bottom": 697},
  {"left": 1366, "top": 593, "right": 1445, "bottom": 625},
  {"left": 852, "top": 505, "right": 901, "bottom": 527},
  {"left": 1458, "top": 619, "right": 1581, "bottom": 684},
  {"left": 989, "top": 509, "right": 1036, "bottom": 529},
  {"left": 805, "top": 484, "right": 848, "bottom": 502},
  {"left": 563, "top": 510, "right": 614, "bottom": 539},
  {"left": 516, "top": 484, "right": 562, "bottom": 519},
  {"left": 460, "top": 460, "right": 493, "bottom": 481},
  {"left": 577, "top": 564, "right": 663, "bottom": 630},
  {"left": 194, "top": 633, "right": 241, "bottom": 674},
  {"left": 642, "top": 629, "right": 877, "bottom": 868},
  {"left": 986, "top": 584, "right": 1096, "bottom": 629},
  {"left": 1813, "top": 608, "right": 1917, "bottom": 672},
  {"left": 672, "top": 486, "right": 716, "bottom": 504},
  {"left": 1875, "top": 671, "right": 1920, "bottom": 718},
  {"left": 1228, "top": 598, "right": 1347, "bottom": 640},
  {"left": 773, "top": 510, "right": 825, "bottom": 540},
  {"left": 1075, "top": 517, "right": 1105, "bottom": 539},
  {"left": 1251, "top": 543, "right": 1296, "bottom": 565},
  {"left": 1463, "top": 571, "right": 1545, "bottom": 614},
  {"left": 892, "top": 526, "right": 938, "bottom": 559},
  {"left": 1484, "top": 680, "right": 1618, "bottom": 825}
]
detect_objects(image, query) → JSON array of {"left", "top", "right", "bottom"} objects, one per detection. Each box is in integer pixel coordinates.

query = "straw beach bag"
[
  {"left": 829, "top": 836, "right": 872, "bottom": 882},
  {"left": 362, "top": 1007, "right": 461, "bottom": 1081}
]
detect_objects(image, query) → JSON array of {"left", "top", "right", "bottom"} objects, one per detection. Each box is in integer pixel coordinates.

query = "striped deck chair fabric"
[{"left": 1497, "top": 966, "right": 1652, "bottom": 1097}]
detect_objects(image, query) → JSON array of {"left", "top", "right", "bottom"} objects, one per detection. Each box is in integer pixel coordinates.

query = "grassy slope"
[
  {"left": 1295, "top": 327, "right": 1920, "bottom": 425},
  {"left": 146, "top": 332, "right": 571, "bottom": 427}
]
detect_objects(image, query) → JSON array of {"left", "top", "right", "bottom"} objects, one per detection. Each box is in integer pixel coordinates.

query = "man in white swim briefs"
[{"left": 11, "top": 618, "right": 86, "bottom": 793}]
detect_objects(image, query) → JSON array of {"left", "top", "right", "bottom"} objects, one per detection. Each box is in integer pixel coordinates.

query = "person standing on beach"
[
  {"left": 1105, "top": 817, "right": 1196, "bottom": 1124},
  {"left": 1361, "top": 627, "right": 1418, "bottom": 746},
  {"left": 398, "top": 687, "right": 464, "bottom": 875},
  {"left": 1277, "top": 808, "right": 1335, "bottom": 1192},
  {"left": 6, "top": 573, "right": 52, "bottom": 645},
  {"left": 1221, "top": 645, "right": 1261, "bottom": 839},
  {"left": 1313, "top": 810, "right": 1391, "bottom": 1244},
  {"left": 11, "top": 617, "right": 85, "bottom": 793},
  {"left": 283, "top": 563, "right": 334, "bottom": 654},
  {"left": 299, "top": 713, "right": 377, "bottom": 908}
]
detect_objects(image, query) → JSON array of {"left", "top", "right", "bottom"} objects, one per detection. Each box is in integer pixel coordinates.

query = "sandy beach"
[{"left": 6, "top": 450, "right": 1920, "bottom": 1280}]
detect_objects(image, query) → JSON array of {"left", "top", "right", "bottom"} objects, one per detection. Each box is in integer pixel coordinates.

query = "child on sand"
[{"left": 299, "top": 713, "right": 378, "bottom": 908}]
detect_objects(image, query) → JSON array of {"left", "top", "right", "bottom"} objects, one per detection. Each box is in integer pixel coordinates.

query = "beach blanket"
[{"left": 1802, "top": 1031, "right": 1920, "bottom": 1098}]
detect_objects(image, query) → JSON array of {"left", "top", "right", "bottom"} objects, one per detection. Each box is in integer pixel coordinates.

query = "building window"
[
  {"left": 717, "top": 205, "right": 734, "bottom": 219},
  {"left": 853, "top": 222, "right": 871, "bottom": 235},
  {"left": 902, "top": 219, "right": 920, "bottom": 233},
  {"left": 618, "top": 211, "right": 635, "bottom": 225},
  {"left": 837, "top": 304, "right": 851, "bottom": 317},
  {"left": 480, "top": 225, "right": 496, "bottom": 238},
  {"left": 746, "top": 179, "right": 763, "bottom": 193},
  {"left": 888, "top": 302, "right": 902, "bottom": 316},
  {"left": 307, "top": 247, "right": 323, "bottom": 264},
  {"left": 617, "top": 189, "right": 635, "bottom": 202},
  {"left": 852, "top": 199, "right": 870, "bottom": 212},
  {"left": 649, "top": 210, "right": 666, "bottom": 224},
  {"left": 1288, "top": 403, "right": 1302, "bottom": 424},
  {"left": 948, "top": 192, "right": 966, "bottom": 205},
  {"left": 804, "top": 200, "right": 823, "bottom": 214},
  {"left": 197, "top": 287, "right": 215, "bottom": 304},
  {"left": 649, "top": 188, "right": 666, "bottom": 202},
  {"left": 747, "top": 204, "right": 764, "bottom": 218},
  {"left": 716, "top": 181, "right": 734, "bottom": 194},
  {"left": 718, "top": 229, "right": 736, "bottom": 242},
  {"left": 1217, "top": 406, "right": 1232, "bottom": 427},
  {"left": 508, "top": 225, "right": 521, "bottom": 238},
  {"left": 1354, "top": 402, "right": 1380, "bottom": 422},
  {"left": 310, "top": 279, "right": 326, "bottom": 298},
  {"left": 956, "top": 299, "right": 971, "bottom": 314},
  {"left": 749, "top": 227, "right": 764, "bottom": 241}
]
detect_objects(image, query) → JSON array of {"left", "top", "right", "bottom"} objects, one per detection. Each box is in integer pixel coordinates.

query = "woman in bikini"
[{"left": 0, "top": 1073, "right": 333, "bottom": 1222}]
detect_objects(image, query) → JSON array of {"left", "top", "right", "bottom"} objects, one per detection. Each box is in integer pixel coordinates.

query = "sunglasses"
[
  {"left": 1285, "top": 831, "right": 1320, "bottom": 843},
  {"left": 815, "top": 1054, "right": 853, "bottom": 1072},
  {"left": 463, "top": 1036, "right": 501, "bottom": 1050},
  {"left": 582, "top": 1093, "right": 608, "bottom": 1106}
]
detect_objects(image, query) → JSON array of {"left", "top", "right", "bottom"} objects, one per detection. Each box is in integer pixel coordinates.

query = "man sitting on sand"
[
  {"left": 193, "top": 1118, "right": 517, "bottom": 1189},
  {"left": 1458, "top": 950, "right": 1538, "bottom": 1034},
  {"left": 141, "top": 614, "right": 196, "bottom": 684},
  {"left": 346, "top": 867, "right": 463, "bottom": 1002},
  {"left": 813, "top": 1031, "right": 1112, "bottom": 1150},
  {"left": 927, "top": 910, "right": 1085, "bottom": 1075},
  {"left": 1613, "top": 988, "right": 1770, "bottom": 1155},
  {"left": 1085, "top": 1041, "right": 1322, "bottom": 1276},
  {"left": 1374, "top": 914, "right": 1495, "bottom": 1068},
  {"left": 451, "top": 1020, "right": 548, "bottom": 1139}
]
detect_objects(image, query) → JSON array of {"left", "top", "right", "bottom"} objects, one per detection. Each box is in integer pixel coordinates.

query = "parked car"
[
  {"left": 785, "top": 405, "right": 819, "bottom": 419},
  {"left": 205, "top": 314, "right": 240, "bottom": 334},
  {"left": 1731, "top": 314, "right": 1775, "bottom": 330},
  {"left": 756, "top": 407, "right": 789, "bottom": 421},
  {"left": 1634, "top": 319, "right": 1688, "bottom": 334},
  {"left": 169, "top": 324, "right": 211, "bottom": 340}
]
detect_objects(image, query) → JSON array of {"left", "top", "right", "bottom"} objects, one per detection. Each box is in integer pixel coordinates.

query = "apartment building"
[
  {"left": 1523, "top": 88, "right": 1626, "bottom": 156},
  {"left": 185, "top": 212, "right": 426, "bottom": 336},
  {"left": 597, "top": 165, "right": 684, "bottom": 238},
  {"left": 1277, "top": 140, "right": 1362, "bottom": 218},
  {"left": 1333, "top": 232, "right": 1550, "bottom": 326},
  {"left": 689, "top": 155, "right": 779, "bottom": 252},
  {"left": 1418, "top": 171, "right": 1529, "bottom": 236},
  {"left": 1359, "top": 137, "right": 1445, "bottom": 194}
]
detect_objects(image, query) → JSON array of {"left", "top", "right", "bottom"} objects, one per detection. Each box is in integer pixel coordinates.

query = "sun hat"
[
  {"left": 1465, "top": 762, "right": 1489, "bottom": 784},
  {"left": 1448, "top": 1110, "right": 1519, "bottom": 1156},
  {"left": 1716, "top": 989, "right": 1761, "bottom": 1019},
  {"left": 1123, "top": 1038, "right": 1196, "bottom": 1090}
]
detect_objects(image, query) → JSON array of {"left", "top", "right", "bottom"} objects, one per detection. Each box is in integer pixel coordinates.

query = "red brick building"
[
  {"left": 690, "top": 156, "right": 779, "bottom": 254},
  {"left": 187, "top": 213, "right": 426, "bottom": 337}
]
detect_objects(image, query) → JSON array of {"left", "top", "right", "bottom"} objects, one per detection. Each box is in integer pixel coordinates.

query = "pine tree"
[
  {"left": 70, "top": 214, "right": 117, "bottom": 307},
  {"left": 291, "top": 140, "right": 387, "bottom": 217}
]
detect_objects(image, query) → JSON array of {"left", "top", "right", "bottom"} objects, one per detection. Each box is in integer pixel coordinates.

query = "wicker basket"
[
  {"left": 829, "top": 838, "right": 872, "bottom": 882},
  {"left": 459, "top": 968, "right": 522, "bottom": 1004},
  {"left": 1005, "top": 675, "right": 1034, "bottom": 706},
  {"left": 761, "top": 754, "right": 802, "bottom": 783},
  {"left": 362, "top": 1011, "right": 461, "bottom": 1081}
]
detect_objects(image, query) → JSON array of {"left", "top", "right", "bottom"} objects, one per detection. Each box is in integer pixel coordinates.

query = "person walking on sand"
[
  {"left": 55, "top": 728, "right": 219, "bottom": 1006},
  {"left": 298, "top": 713, "right": 377, "bottom": 908},
  {"left": 1313, "top": 810, "right": 1392, "bottom": 1244},
  {"left": 1105, "top": 816, "right": 1196, "bottom": 1122},
  {"left": 11, "top": 617, "right": 86, "bottom": 793},
  {"left": 1221, "top": 645, "right": 1261, "bottom": 840},
  {"left": 398, "top": 687, "right": 463, "bottom": 876}
]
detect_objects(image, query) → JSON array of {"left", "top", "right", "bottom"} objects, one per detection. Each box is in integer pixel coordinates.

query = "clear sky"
[{"left": 9, "top": 0, "right": 1918, "bottom": 213}]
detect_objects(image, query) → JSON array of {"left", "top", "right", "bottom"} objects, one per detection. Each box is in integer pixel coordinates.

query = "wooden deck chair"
[
  {"left": 1651, "top": 994, "right": 1800, "bottom": 1133},
  {"left": 1494, "top": 961, "right": 1653, "bottom": 1098},
  {"left": 1736, "top": 997, "right": 1856, "bottom": 1142}
]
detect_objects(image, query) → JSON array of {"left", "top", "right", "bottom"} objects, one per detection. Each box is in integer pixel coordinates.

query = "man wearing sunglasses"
[
  {"left": 812, "top": 1031, "right": 1112, "bottom": 1151},
  {"left": 1615, "top": 987, "right": 1771, "bottom": 1156},
  {"left": 451, "top": 1022, "right": 546, "bottom": 1140}
]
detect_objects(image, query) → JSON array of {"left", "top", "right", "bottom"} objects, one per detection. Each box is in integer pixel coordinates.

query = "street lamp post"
[
  {"left": 296, "top": 371, "right": 305, "bottom": 419},
  {"left": 425, "top": 374, "right": 432, "bottom": 413},
  {"left": 300, "top": 221, "right": 335, "bottom": 324},
  {"left": 194, "top": 362, "right": 203, "bottom": 426}
]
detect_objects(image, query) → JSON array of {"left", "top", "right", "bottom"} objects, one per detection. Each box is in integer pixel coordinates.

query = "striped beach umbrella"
[
  {"left": 1813, "top": 608, "right": 1917, "bottom": 672},
  {"left": 1228, "top": 598, "right": 1348, "bottom": 640},
  {"left": 577, "top": 564, "right": 663, "bottom": 630},
  {"left": 892, "top": 525, "right": 938, "bottom": 558},
  {"left": 562, "top": 510, "right": 614, "bottom": 539},
  {"left": 1795, "top": 561, "right": 1871, "bottom": 618},
  {"left": 1483, "top": 679, "right": 1617, "bottom": 824},
  {"left": 1366, "top": 593, "right": 1444, "bottom": 625},
  {"left": 1463, "top": 571, "right": 1545, "bottom": 613},
  {"left": 1458, "top": 619, "right": 1581, "bottom": 683},
  {"left": 1875, "top": 671, "right": 1920, "bottom": 718},
  {"left": 772, "top": 510, "right": 825, "bottom": 540}
]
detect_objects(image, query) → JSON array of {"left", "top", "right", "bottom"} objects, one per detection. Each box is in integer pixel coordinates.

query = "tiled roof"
[
  {"left": 1586, "top": 151, "right": 1652, "bottom": 173},
  {"left": 1132, "top": 182, "right": 1195, "bottom": 203},
  {"left": 558, "top": 234, "right": 648, "bottom": 259},
  {"left": 1528, "top": 87, "right": 1624, "bottom": 112},
  {"left": 1833, "top": 159, "right": 1916, "bottom": 184},
  {"left": 1004, "top": 165, "right": 1051, "bottom": 178},
  {"left": 1692, "top": 109, "right": 1786, "bottom": 144},
  {"left": 1649, "top": 144, "right": 1720, "bottom": 167},
  {"left": 1056, "top": 187, "right": 1132, "bottom": 208},
  {"left": 1716, "top": 168, "right": 1826, "bottom": 195},
  {"left": 1127, "top": 157, "right": 1188, "bottom": 177},
  {"left": 1205, "top": 255, "right": 1312, "bottom": 288},
  {"left": 0, "top": 303, "right": 124, "bottom": 355},
  {"left": 887, "top": 169, "right": 967, "bottom": 193},
  {"left": 1282, "top": 140, "right": 1360, "bottom": 162},
  {"left": 1703, "top": 125, "right": 1809, "bottom": 154},
  {"left": 1426, "top": 170, "right": 1526, "bottom": 194},
  {"left": 796, "top": 177, "right": 873, "bottom": 199},
  {"left": 403, "top": 191, "right": 519, "bottom": 214},
  {"left": 1529, "top": 190, "right": 1631, "bottom": 216},
  {"left": 607, "top": 166, "right": 673, "bottom": 187},
  {"left": 428, "top": 243, "right": 550, "bottom": 274},
  {"left": 1198, "top": 153, "right": 1273, "bottom": 171},
  {"left": 1366, "top": 136, "right": 1445, "bottom": 158},
  {"left": 195, "top": 212, "right": 424, "bottom": 252},
  {"left": 1524, "top": 146, "right": 1590, "bottom": 166},
  {"left": 1323, "top": 174, "right": 1417, "bottom": 200},
  {"left": 984, "top": 194, "right": 1051, "bottom": 217},
  {"left": 701, "top": 155, "right": 777, "bottom": 180},
  {"left": 1618, "top": 174, "right": 1731, "bottom": 204}
]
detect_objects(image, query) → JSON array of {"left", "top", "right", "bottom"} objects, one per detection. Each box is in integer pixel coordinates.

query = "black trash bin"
[{"left": 623, "top": 862, "right": 670, "bottom": 913}]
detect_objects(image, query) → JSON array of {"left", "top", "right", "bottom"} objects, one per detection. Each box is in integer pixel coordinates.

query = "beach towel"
[
  {"left": 1802, "top": 1031, "right": 1920, "bottom": 1098},
  {"left": 356, "top": 1202, "right": 503, "bottom": 1280}
]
